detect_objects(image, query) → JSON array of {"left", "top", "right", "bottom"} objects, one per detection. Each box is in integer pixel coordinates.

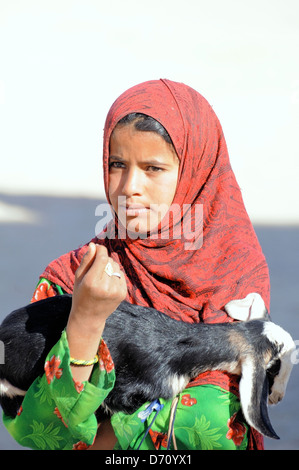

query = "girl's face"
[{"left": 108, "top": 124, "right": 179, "bottom": 235}]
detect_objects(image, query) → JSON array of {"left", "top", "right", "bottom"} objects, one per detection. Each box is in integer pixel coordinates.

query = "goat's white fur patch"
[
  {"left": 225, "top": 293, "right": 267, "bottom": 321},
  {"left": 0, "top": 379, "right": 26, "bottom": 398},
  {"left": 167, "top": 374, "right": 189, "bottom": 396},
  {"left": 262, "top": 322, "right": 295, "bottom": 405}
]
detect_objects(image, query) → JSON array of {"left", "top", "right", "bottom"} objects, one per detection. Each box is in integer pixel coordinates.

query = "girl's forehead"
[{"left": 109, "top": 124, "right": 179, "bottom": 164}]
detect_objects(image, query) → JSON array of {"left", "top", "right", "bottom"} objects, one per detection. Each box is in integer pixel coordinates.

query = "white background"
[{"left": 0, "top": 0, "right": 298, "bottom": 223}]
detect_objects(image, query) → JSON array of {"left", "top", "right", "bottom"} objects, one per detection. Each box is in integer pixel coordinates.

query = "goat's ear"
[
  {"left": 225, "top": 293, "right": 267, "bottom": 321},
  {"left": 239, "top": 358, "right": 279, "bottom": 439}
]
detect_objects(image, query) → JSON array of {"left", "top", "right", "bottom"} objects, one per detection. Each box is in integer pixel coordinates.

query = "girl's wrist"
[
  {"left": 67, "top": 307, "right": 106, "bottom": 337},
  {"left": 66, "top": 312, "right": 105, "bottom": 357}
]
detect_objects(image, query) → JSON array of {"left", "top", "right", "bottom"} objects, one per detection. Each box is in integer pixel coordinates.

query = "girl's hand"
[{"left": 70, "top": 242, "right": 127, "bottom": 329}]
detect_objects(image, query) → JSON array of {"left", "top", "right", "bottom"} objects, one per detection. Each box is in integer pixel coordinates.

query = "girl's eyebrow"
[
  {"left": 109, "top": 155, "right": 125, "bottom": 161},
  {"left": 109, "top": 155, "right": 171, "bottom": 166}
]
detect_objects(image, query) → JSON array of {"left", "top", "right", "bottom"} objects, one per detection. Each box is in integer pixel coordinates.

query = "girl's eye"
[
  {"left": 147, "top": 166, "right": 163, "bottom": 172},
  {"left": 108, "top": 162, "right": 164, "bottom": 172},
  {"left": 109, "top": 161, "right": 125, "bottom": 170}
]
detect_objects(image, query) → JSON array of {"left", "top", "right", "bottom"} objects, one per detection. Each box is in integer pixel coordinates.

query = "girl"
[{"left": 3, "top": 79, "right": 270, "bottom": 450}]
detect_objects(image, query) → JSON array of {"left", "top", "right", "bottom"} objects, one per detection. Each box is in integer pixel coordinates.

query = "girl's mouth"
[
  {"left": 118, "top": 202, "right": 150, "bottom": 218},
  {"left": 125, "top": 205, "right": 150, "bottom": 217}
]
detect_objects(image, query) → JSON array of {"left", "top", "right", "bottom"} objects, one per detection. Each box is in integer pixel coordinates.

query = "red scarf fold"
[{"left": 42, "top": 79, "right": 269, "bottom": 450}]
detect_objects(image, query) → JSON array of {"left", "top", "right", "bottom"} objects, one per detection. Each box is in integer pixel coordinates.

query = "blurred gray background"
[{"left": 0, "top": 0, "right": 298, "bottom": 450}]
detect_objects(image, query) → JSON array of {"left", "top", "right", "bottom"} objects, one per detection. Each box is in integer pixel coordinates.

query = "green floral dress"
[{"left": 2, "top": 279, "right": 248, "bottom": 450}]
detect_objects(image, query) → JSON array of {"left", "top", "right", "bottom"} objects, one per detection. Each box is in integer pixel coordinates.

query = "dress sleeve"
[
  {"left": 2, "top": 279, "right": 116, "bottom": 450},
  {"left": 31, "top": 277, "right": 65, "bottom": 302}
]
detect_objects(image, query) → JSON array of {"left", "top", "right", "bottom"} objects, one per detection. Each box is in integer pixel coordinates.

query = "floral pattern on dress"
[
  {"left": 98, "top": 339, "right": 114, "bottom": 374},
  {"left": 31, "top": 279, "right": 57, "bottom": 302},
  {"left": 73, "top": 440, "right": 91, "bottom": 450},
  {"left": 54, "top": 407, "right": 68, "bottom": 427},
  {"left": 73, "top": 379, "right": 84, "bottom": 394},
  {"left": 44, "top": 355, "right": 63, "bottom": 384},
  {"left": 226, "top": 412, "right": 247, "bottom": 446},
  {"left": 149, "top": 429, "right": 168, "bottom": 450},
  {"left": 181, "top": 394, "right": 197, "bottom": 407}
]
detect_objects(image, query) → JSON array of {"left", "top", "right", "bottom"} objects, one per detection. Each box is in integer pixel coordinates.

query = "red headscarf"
[{"left": 42, "top": 79, "right": 269, "bottom": 449}]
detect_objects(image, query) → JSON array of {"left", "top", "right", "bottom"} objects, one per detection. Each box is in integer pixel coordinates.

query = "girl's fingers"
[
  {"left": 75, "top": 243, "right": 126, "bottom": 297},
  {"left": 86, "top": 244, "right": 111, "bottom": 282},
  {"left": 79, "top": 244, "right": 115, "bottom": 284},
  {"left": 75, "top": 242, "right": 97, "bottom": 280}
]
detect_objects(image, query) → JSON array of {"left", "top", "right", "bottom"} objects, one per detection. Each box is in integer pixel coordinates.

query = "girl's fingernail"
[{"left": 83, "top": 244, "right": 91, "bottom": 258}]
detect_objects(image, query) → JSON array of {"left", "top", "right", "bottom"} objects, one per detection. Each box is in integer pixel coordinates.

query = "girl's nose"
[{"left": 121, "top": 168, "right": 143, "bottom": 197}]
